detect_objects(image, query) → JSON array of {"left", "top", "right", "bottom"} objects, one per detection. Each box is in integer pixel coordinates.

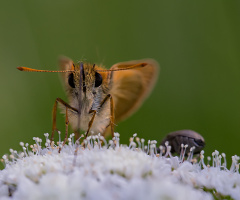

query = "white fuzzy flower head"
[{"left": 0, "top": 132, "right": 239, "bottom": 200}]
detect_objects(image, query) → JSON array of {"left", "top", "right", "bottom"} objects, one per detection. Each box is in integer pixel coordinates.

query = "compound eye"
[
  {"left": 95, "top": 72, "right": 102, "bottom": 87},
  {"left": 68, "top": 73, "right": 75, "bottom": 88}
]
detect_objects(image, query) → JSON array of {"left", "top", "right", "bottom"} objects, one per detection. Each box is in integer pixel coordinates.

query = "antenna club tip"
[{"left": 17, "top": 67, "right": 24, "bottom": 71}]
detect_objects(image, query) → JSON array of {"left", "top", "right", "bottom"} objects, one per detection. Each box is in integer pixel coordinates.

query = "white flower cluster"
[{"left": 0, "top": 133, "right": 239, "bottom": 200}]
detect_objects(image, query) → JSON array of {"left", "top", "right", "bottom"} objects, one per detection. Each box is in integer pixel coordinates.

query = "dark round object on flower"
[{"left": 159, "top": 130, "right": 205, "bottom": 155}]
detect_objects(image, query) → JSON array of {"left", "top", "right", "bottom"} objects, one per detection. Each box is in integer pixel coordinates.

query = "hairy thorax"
[{"left": 66, "top": 90, "right": 111, "bottom": 135}]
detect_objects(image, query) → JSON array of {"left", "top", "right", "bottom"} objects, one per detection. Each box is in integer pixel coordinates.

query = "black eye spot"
[
  {"left": 95, "top": 72, "right": 102, "bottom": 87},
  {"left": 68, "top": 73, "right": 75, "bottom": 88}
]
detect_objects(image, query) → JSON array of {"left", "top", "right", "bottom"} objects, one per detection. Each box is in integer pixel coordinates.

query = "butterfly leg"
[
  {"left": 74, "top": 130, "right": 80, "bottom": 140},
  {"left": 51, "top": 98, "right": 78, "bottom": 144},
  {"left": 100, "top": 94, "right": 115, "bottom": 137},
  {"left": 84, "top": 110, "right": 97, "bottom": 138},
  {"left": 84, "top": 94, "right": 114, "bottom": 138}
]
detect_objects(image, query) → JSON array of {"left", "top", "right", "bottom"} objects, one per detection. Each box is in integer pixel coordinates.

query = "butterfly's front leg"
[
  {"left": 100, "top": 94, "right": 115, "bottom": 137},
  {"left": 51, "top": 98, "right": 78, "bottom": 146},
  {"left": 85, "top": 94, "right": 114, "bottom": 138},
  {"left": 84, "top": 110, "right": 97, "bottom": 138}
]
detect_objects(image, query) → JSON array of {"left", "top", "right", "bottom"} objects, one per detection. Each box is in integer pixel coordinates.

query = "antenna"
[
  {"left": 17, "top": 67, "right": 74, "bottom": 73},
  {"left": 96, "top": 63, "right": 147, "bottom": 72}
]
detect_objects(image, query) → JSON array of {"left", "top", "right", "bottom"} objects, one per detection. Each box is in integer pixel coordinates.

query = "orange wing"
[
  {"left": 109, "top": 59, "right": 159, "bottom": 122},
  {"left": 58, "top": 56, "right": 75, "bottom": 93}
]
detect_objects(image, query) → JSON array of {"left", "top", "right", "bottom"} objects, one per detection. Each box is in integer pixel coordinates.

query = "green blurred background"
[{"left": 0, "top": 1, "right": 239, "bottom": 163}]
